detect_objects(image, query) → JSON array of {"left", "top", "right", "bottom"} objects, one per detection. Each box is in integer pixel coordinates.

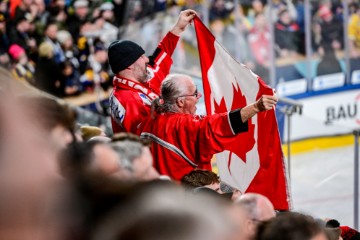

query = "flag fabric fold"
[{"left": 194, "top": 16, "right": 291, "bottom": 210}]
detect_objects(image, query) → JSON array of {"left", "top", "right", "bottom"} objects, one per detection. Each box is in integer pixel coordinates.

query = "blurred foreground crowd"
[{"left": 1, "top": 68, "right": 360, "bottom": 240}]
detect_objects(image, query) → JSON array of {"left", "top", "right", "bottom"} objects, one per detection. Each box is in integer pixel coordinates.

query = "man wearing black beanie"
[{"left": 108, "top": 9, "right": 196, "bottom": 135}]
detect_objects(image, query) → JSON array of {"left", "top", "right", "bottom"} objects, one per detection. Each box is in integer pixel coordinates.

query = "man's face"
[
  {"left": 178, "top": 77, "right": 202, "bottom": 115},
  {"left": 132, "top": 55, "right": 149, "bottom": 83},
  {"left": 75, "top": 6, "right": 88, "bottom": 19},
  {"left": 46, "top": 24, "right": 58, "bottom": 40}
]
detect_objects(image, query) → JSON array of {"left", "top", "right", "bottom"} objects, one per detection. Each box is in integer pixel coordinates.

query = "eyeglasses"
[{"left": 177, "top": 87, "right": 199, "bottom": 98}]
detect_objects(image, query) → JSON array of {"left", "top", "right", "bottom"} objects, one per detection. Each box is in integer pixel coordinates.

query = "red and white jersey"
[
  {"left": 140, "top": 110, "right": 248, "bottom": 180},
  {"left": 110, "top": 32, "right": 179, "bottom": 134}
]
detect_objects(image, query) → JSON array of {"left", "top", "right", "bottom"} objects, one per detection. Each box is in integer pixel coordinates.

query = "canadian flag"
[{"left": 194, "top": 16, "right": 291, "bottom": 210}]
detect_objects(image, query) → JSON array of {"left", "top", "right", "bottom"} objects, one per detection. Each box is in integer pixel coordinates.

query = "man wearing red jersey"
[
  {"left": 140, "top": 74, "right": 278, "bottom": 180},
  {"left": 108, "top": 9, "right": 196, "bottom": 135}
]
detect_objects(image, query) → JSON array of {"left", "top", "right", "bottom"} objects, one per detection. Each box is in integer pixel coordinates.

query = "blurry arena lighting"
[{"left": 278, "top": 97, "right": 303, "bottom": 181}]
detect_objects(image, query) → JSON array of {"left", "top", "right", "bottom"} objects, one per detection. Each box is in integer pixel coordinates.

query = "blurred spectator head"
[
  {"left": 93, "top": 16, "right": 105, "bottom": 29},
  {"left": 213, "top": 0, "right": 226, "bottom": 10},
  {"left": 45, "top": 21, "right": 59, "bottom": 40},
  {"left": 8, "top": 44, "right": 26, "bottom": 63},
  {"left": 252, "top": 0, "right": 264, "bottom": 13},
  {"left": 235, "top": 193, "right": 276, "bottom": 240},
  {"left": 93, "top": 181, "right": 238, "bottom": 240},
  {"left": 18, "top": 96, "right": 77, "bottom": 150},
  {"left": 57, "top": 30, "right": 73, "bottom": 49},
  {"left": 91, "top": 142, "right": 124, "bottom": 178},
  {"left": 54, "top": 0, "right": 66, "bottom": 8},
  {"left": 62, "top": 60, "right": 73, "bottom": 76},
  {"left": 325, "top": 219, "right": 340, "bottom": 228},
  {"left": 34, "top": 0, "right": 46, "bottom": 14},
  {"left": 73, "top": 0, "right": 89, "bottom": 19},
  {"left": 59, "top": 141, "right": 122, "bottom": 179},
  {"left": 0, "top": 0, "right": 8, "bottom": 13},
  {"left": 94, "top": 38, "right": 108, "bottom": 63},
  {"left": 349, "top": 2, "right": 360, "bottom": 15},
  {"left": 235, "top": 193, "right": 276, "bottom": 221},
  {"left": 79, "top": 20, "right": 93, "bottom": 34},
  {"left": 0, "top": 53, "right": 10, "bottom": 68},
  {"left": 15, "top": 15, "right": 31, "bottom": 32},
  {"left": 0, "top": 71, "right": 77, "bottom": 240},
  {"left": 39, "top": 41, "right": 54, "bottom": 58},
  {"left": 210, "top": 19, "right": 225, "bottom": 38},
  {"left": 107, "top": 39, "right": 145, "bottom": 74},
  {"left": 325, "top": 227, "right": 341, "bottom": 240},
  {"left": 255, "top": 212, "right": 327, "bottom": 240},
  {"left": 318, "top": 5, "right": 333, "bottom": 22},
  {"left": 181, "top": 169, "right": 220, "bottom": 189},
  {"left": 254, "top": 12, "right": 267, "bottom": 29},
  {"left": 21, "top": 0, "right": 33, "bottom": 8},
  {"left": 111, "top": 132, "right": 160, "bottom": 181},
  {"left": 278, "top": 9, "right": 291, "bottom": 24},
  {"left": 99, "top": 2, "right": 114, "bottom": 21}
]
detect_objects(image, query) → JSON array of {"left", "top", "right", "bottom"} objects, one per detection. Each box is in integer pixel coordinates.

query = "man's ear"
[{"left": 176, "top": 97, "right": 184, "bottom": 108}]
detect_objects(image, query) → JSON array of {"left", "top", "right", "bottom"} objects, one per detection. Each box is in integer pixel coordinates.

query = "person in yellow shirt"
[{"left": 348, "top": 3, "right": 360, "bottom": 58}]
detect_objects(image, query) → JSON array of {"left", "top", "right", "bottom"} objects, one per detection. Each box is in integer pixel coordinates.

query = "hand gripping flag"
[{"left": 194, "top": 16, "right": 291, "bottom": 210}]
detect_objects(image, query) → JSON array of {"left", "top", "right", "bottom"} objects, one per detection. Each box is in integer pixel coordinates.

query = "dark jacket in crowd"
[
  {"left": 275, "top": 20, "right": 300, "bottom": 52},
  {"left": 35, "top": 56, "right": 64, "bottom": 97}
]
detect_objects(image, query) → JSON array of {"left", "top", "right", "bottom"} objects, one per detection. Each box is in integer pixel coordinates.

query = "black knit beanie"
[{"left": 107, "top": 40, "right": 145, "bottom": 74}]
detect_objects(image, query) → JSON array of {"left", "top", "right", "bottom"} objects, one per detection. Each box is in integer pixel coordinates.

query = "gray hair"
[
  {"left": 110, "top": 140, "right": 143, "bottom": 172},
  {"left": 151, "top": 74, "right": 189, "bottom": 115}
]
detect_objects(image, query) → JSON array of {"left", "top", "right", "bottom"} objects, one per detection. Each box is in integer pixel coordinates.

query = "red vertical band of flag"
[{"left": 194, "top": 16, "right": 291, "bottom": 210}]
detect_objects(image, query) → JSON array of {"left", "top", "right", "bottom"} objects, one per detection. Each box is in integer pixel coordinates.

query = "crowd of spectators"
[
  {"left": 203, "top": 0, "right": 360, "bottom": 83},
  {"left": 1, "top": 0, "right": 358, "bottom": 97},
  {"left": 0, "top": 0, "right": 122, "bottom": 97}
]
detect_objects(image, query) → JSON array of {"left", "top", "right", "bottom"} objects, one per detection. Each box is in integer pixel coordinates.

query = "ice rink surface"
[{"left": 290, "top": 145, "right": 358, "bottom": 228}]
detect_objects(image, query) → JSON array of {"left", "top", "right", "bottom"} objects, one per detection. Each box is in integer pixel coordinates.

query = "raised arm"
[
  {"left": 240, "top": 94, "right": 278, "bottom": 123},
  {"left": 170, "top": 9, "right": 197, "bottom": 36}
]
